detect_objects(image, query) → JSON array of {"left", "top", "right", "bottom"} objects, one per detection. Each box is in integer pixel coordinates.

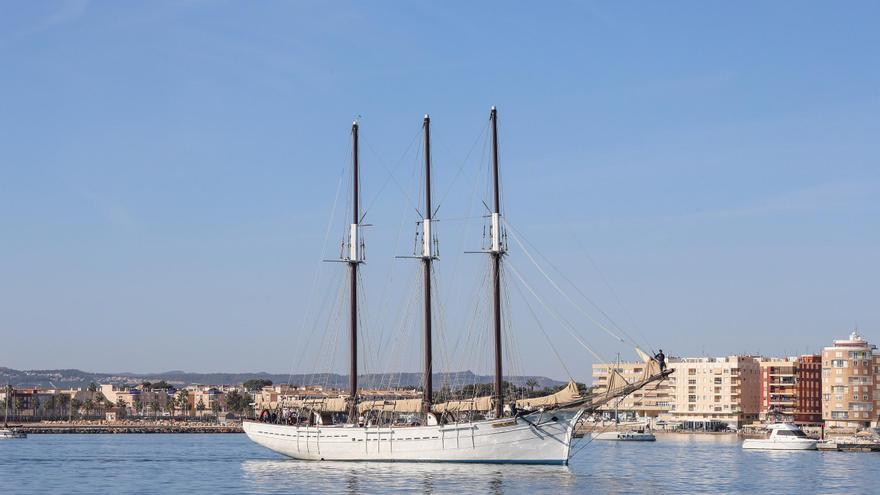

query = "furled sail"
[
  {"left": 358, "top": 399, "right": 423, "bottom": 414},
  {"left": 432, "top": 396, "right": 494, "bottom": 413},
  {"left": 282, "top": 397, "right": 348, "bottom": 412},
  {"left": 635, "top": 347, "right": 661, "bottom": 380},
  {"left": 516, "top": 380, "right": 582, "bottom": 409}
]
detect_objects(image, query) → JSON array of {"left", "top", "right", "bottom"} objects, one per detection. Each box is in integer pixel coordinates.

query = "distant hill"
[{"left": 0, "top": 367, "right": 568, "bottom": 390}]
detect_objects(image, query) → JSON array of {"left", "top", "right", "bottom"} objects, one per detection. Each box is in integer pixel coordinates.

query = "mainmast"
[
  {"left": 422, "top": 114, "right": 434, "bottom": 409},
  {"left": 348, "top": 120, "right": 361, "bottom": 420},
  {"left": 489, "top": 106, "right": 505, "bottom": 418}
]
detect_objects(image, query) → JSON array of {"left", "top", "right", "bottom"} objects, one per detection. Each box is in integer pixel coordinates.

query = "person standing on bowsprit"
[{"left": 654, "top": 349, "right": 666, "bottom": 372}]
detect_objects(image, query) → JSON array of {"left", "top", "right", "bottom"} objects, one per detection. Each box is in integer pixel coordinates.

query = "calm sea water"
[{"left": 1, "top": 433, "right": 877, "bottom": 494}]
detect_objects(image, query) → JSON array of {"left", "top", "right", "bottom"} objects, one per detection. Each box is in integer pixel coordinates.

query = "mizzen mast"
[
  {"left": 422, "top": 114, "right": 434, "bottom": 410},
  {"left": 348, "top": 120, "right": 361, "bottom": 420},
  {"left": 489, "top": 106, "right": 505, "bottom": 418}
]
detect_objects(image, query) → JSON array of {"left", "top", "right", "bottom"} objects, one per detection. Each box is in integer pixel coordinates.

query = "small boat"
[
  {"left": 0, "top": 427, "right": 27, "bottom": 439},
  {"left": 594, "top": 429, "right": 656, "bottom": 441},
  {"left": 742, "top": 423, "right": 816, "bottom": 451},
  {"left": 1, "top": 385, "right": 28, "bottom": 439}
]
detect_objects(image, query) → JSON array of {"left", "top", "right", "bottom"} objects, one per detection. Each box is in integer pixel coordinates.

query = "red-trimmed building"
[{"left": 759, "top": 355, "right": 822, "bottom": 425}]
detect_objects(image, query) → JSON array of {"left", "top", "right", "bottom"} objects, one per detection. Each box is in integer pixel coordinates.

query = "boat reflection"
[{"left": 241, "top": 458, "right": 577, "bottom": 494}]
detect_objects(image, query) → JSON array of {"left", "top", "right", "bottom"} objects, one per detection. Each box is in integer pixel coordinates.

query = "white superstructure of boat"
[
  {"left": 1, "top": 385, "right": 27, "bottom": 439},
  {"left": 593, "top": 430, "right": 656, "bottom": 441},
  {"left": 0, "top": 428, "right": 27, "bottom": 439},
  {"left": 742, "top": 423, "right": 817, "bottom": 451}
]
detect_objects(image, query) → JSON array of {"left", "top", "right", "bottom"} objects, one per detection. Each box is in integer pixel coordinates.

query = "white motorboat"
[
  {"left": 742, "top": 423, "right": 816, "bottom": 451},
  {"left": 594, "top": 430, "right": 656, "bottom": 441},
  {"left": 2, "top": 385, "right": 28, "bottom": 439},
  {"left": 0, "top": 427, "right": 27, "bottom": 439}
]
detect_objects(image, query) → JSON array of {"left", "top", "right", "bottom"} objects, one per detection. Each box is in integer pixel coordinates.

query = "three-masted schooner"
[{"left": 243, "top": 108, "right": 670, "bottom": 464}]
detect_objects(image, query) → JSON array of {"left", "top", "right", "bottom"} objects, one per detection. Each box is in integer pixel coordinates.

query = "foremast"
[
  {"left": 489, "top": 106, "right": 505, "bottom": 418},
  {"left": 422, "top": 115, "right": 435, "bottom": 410},
  {"left": 347, "top": 120, "right": 362, "bottom": 421}
]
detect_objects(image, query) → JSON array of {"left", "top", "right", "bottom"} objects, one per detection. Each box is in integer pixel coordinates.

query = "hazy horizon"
[{"left": 2, "top": 1, "right": 878, "bottom": 382}]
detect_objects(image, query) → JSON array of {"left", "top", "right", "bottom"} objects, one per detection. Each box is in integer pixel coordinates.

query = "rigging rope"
[
  {"left": 509, "top": 271, "right": 574, "bottom": 381},
  {"left": 505, "top": 223, "right": 627, "bottom": 344},
  {"left": 573, "top": 235, "right": 655, "bottom": 355},
  {"left": 288, "top": 166, "right": 346, "bottom": 385},
  {"left": 506, "top": 261, "right": 609, "bottom": 364},
  {"left": 360, "top": 128, "right": 422, "bottom": 221}
]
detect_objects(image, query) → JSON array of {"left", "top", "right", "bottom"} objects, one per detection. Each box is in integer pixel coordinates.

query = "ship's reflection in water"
[{"left": 241, "top": 458, "right": 579, "bottom": 494}]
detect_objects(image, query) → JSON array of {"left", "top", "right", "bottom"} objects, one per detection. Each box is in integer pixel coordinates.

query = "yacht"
[
  {"left": 742, "top": 423, "right": 816, "bottom": 450},
  {"left": 1, "top": 386, "right": 27, "bottom": 439},
  {"left": 0, "top": 427, "right": 27, "bottom": 439},
  {"left": 594, "top": 429, "right": 656, "bottom": 442}
]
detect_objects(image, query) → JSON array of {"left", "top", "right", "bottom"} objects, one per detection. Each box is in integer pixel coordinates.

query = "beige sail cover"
[
  {"left": 432, "top": 396, "right": 494, "bottom": 413},
  {"left": 516, "top": 380, "right": 582, "bottom": 409},
  {"left": 604, "top": 369, "right": 631, "bottom": 397},
  {"left": 634, "top": 347, "right": 661, "bottom": 381},
  {"left": 283, "top": 397, "right": 348, "bottom": 412},
  {"left": 358, "top": 399, "right": 423, "bottom": 414}
]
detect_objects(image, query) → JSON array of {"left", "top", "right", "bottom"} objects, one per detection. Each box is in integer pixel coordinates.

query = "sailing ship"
[{"left": 243, "top": 108, "right": 670, "bottom": 464}]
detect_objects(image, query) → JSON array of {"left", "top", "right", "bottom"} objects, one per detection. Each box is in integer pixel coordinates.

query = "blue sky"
[{"left": 1, "top": 1, "right": 878, "bottom": 381}]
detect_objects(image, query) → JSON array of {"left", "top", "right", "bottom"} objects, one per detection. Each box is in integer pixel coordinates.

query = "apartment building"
[
  {"left": 591, "top": 360, "right": 673, "bottom": 421},
  {"left": 662, "top": 356, "right": 761, "bottom": 428},
  {"left": 191, "top": 387, "right": 226, "bottom": 416},
  {"left": 821, "top": 331, "right": 879, "bottom": 429},
  {"left": 758, "top": 355, "right": 822, "bottom": 425}
]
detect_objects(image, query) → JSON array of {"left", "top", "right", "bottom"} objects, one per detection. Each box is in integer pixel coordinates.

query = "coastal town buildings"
[
  {"left": 660, "top": 356, "right": 761, "bottom": 428},
  {"left": 591, "top": 355, "right": 763, "bottom": 428},
  {"left": 757, "top": 355, "right": 822, "bottom": 425},
  {"left": 821, "top": 332, "right": 879, "bottom": 429},
  {"left": 4, "top": 330, "right": 880, "bottom": 431}
]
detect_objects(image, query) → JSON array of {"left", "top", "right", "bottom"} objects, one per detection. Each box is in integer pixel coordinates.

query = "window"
[
  {"left": 831, "top": 411, "right": 849, "bottom": 419},
  {"left": 776, "top": 430, "right": 807, "bottom": 438},
  {"left": 831, "top": 360, "right": 847, "bottom": 368}
]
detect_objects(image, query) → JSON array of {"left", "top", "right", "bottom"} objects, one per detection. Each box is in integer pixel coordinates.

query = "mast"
[
  {"left": 490, "top": 106, "right": 504, "bottom": 418},
  {"left": 349, "top": 120, "right": 360, "bottom": 420},
  {"left": 422, "top": 114, "right": 434, "bottom": 409}
]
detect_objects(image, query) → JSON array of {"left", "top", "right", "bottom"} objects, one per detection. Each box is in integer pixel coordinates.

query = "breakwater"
[{"left": 18, "top": 421, "right": 243, "bottom": 434}]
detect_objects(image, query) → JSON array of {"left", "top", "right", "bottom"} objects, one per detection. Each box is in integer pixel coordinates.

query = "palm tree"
[
  {"left": 133, "top": 396, "right": 144, "bottom": 417},
  {"left": 46, "top": 395, "right": 58, "bottom": 420},
  {"left": 176, "top": 390, "right": 189, "bottom": 420},
  {"left": 211, "top": 401, "right": 221, "bottom": 422},
  {"left": 526, "top": 379, "right": 538, "bottom": 395},
  {"left": 59, "top": 395, "right": 71, "bottom": 421}
]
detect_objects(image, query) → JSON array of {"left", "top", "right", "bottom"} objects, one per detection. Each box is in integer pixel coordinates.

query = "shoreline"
[{"left": 15, "top": 421, "right": 245, "bottom": 434}]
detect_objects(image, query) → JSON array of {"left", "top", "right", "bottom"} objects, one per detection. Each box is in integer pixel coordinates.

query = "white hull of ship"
[{"left": 243, "top": 409, "right": 583, "bottom": 465}]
